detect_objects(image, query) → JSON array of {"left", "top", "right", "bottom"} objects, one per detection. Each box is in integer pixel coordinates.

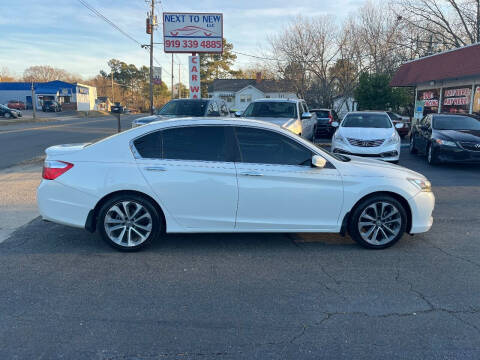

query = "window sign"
[
  {"left": 473, "top": 85, "right": 480, "bottom": 115},
  {"left": 417, "top": 89, "right": 439, "bottom": 115},
  {"left": 442, "top": 86, "right": 471, "bottom": 113}
]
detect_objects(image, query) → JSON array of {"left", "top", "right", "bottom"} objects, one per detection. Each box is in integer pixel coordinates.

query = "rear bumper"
[
  {"left": 408, "top": 191, "right": 435, "bottom": 234},
  {"left": 37, "top": 180, "right": 98, "bottom": 229}
]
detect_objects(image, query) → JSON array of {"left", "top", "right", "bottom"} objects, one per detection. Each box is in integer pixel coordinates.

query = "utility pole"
[
  {"left": 31, "top": 82, "right": 36, "bottom": 120},
  {"left": 149, "top": 0, "right": 155, "bottom": 115},
  {"left": 178, "top": 63, "right": 181, "bottom": 98},
  {"left": 111, "top": 72, "right": 115, "bottom": 104},
  {"left": 171, "top": 53, "right": 174, "bottom": 99}
]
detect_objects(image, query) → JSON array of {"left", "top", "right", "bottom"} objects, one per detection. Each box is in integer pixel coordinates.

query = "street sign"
[
  {"left": 153, "top": 66, "right": 162, "bottom": 85},
  {"left": 189, "top": 55, "right": 200, "bottom": 99},
  {"left": 163, "top": 12, "right": 223, "bottom": 53}
]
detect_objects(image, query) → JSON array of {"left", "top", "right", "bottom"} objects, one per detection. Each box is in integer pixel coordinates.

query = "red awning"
[{"left": 390, "top": 44, "right": 480, "bottom": 87}]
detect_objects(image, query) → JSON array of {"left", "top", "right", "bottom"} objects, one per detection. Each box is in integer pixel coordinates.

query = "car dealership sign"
[{"left": 163, "top": 12, "right": 223, "bottom": 53}]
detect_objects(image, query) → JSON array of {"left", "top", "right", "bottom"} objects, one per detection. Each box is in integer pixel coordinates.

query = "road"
[
  {"left": 1, "top": 147, "right": 479, "bottom": 359},
  {"left": 0, "top": 114, "right": 142, "bottom": 169}
]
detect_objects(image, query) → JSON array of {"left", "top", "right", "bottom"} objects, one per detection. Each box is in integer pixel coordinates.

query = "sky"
[{"left": 0, "top": 0, "right": 365, "bottom": 85}]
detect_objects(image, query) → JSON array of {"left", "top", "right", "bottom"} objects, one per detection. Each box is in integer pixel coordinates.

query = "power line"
[
  {"left": 76, "top": 0, "right": 141, "bottom": 45},
  {"left": 232, "top": 50, "right": 278, "bottom": 61}
]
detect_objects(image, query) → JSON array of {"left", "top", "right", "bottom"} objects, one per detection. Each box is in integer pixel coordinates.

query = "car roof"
[
  {"left": 252, "top": 98, "right": 300, "bottom": 103},
  {"left": 433, "top": 113, "right": 480, "bottom": 119},
  {"left": 346, "top": 111, "right": 388, "bottom": 115},
  {"left": 310, "top": 108, "right": 331, "bottom": 111},
  {"left": 141, "top": 117, "right": 287, "bottom": 130}
]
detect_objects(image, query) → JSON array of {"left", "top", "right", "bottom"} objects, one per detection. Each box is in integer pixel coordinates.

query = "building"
[
  {"left": 391, "top": 44, "right": 480, "bottom": 120},
  {"left": 208, "top": 74, "right": 297, "bottom": 111},
  {"left": 0, "top": 80, "right": 97, "bottom": 111},
  {"left": 333, "top": 95, "right": 357, "bottom": 119}
]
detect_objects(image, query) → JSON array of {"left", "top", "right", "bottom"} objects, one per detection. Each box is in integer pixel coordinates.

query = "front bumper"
[
  {"left": 435, "top": 144, "right": 480, "bottom": 163},
  {"left": 332, "top": 142, "right": 400, "bottom": 161},
  {"left": 408, "top": 191, "right": 435, "bottom": 234}
]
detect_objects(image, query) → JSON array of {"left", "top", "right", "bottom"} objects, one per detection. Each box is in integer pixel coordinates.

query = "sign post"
[{"left": 188, "top": 55, "right": 200, "bottom": 99}]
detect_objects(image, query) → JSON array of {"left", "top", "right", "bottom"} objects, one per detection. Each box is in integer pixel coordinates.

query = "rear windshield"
[
  {"left": 342, "top": 113, "right": 392, "bottom": 128},
  {"left": 433, "top": 115, "right": 480, "bottom": 130},
  {"left": 157, "top": 100, "right": 208, "bottom": 116},
  {"left": 313, "top": 110, "right": 330, "bottom": 118},
  {"left": 243, "top": 101, "right": 297, "bottom": 118}
]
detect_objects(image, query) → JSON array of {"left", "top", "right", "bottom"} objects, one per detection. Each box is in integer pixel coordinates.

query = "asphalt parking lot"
[{"left": 1, "top": 146, "right": 480, "bottom": 359}]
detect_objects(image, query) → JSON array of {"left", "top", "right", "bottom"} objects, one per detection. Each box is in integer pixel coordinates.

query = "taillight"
[
  {"left": 42, "top": 161, "right": 74, "bottom": 180},
  {"left": 328, "top": 113, "right": 334, "bottom": 124}
]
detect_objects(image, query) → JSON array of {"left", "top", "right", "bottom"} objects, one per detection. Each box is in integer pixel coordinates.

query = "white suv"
[
  {"left": 237, "top": 99, "right": 316, "bottom": 140},
  {"left": 331, "top": 111, "right": 402, "bottom": 163}
]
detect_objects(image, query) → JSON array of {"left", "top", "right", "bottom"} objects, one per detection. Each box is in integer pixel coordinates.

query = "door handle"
[
  {"left": 240, "top": 171, "right": 263, "bottom": 176},
  {"left": 145, "top": 166, "right": 167, "bottom": 172}
]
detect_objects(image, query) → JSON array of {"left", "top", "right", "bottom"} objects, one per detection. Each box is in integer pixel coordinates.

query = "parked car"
[
  {"left": 0, "top": 104, "right": 19, "bottom": 119},
  {"left": 331, "top": 111, "right": 403, "bottom": 163},
  {"left": 37, "top": 118, "right": 434, "bottom": 251},
  {"left": 310, "top": 108, "right": 340, "bottom": 138},
  {"left": 7, "top": 100, "right": 26, "bottom": 110},
  {"left": 410, "top": 113, "right": 480, "bottom": 164},
  {"left": 387, "top": 111, "right": 410, "bottom": 138},
  {"left": 42, "top": 100, "right": 62, "bottom": 112},
  {"left": 132, "top": 99, "right": 230, "bottom": 127},
  {"left": 237, "top": 99, "right": 316, "bottom": 140}
]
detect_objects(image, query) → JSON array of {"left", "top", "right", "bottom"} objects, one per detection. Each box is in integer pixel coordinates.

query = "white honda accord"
[{"left": 37, "top": 118, "right": 434, "bottom": 251}]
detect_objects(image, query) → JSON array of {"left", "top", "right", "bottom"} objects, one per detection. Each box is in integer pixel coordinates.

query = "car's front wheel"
[
  {"left": 98, "top": 194, "right": 161, "bottom": 251},
  {"left": 4, "top": 112, "right": 11, "bottom": 119},
  {"left": 348, "top": 195, "right": 407, "bottom": 249},
  {"left": 427, "top": 143, "right": 439, "bottom": 165},
  {"left": 409, "top": 135, "right": 417, "bottom": 154}
]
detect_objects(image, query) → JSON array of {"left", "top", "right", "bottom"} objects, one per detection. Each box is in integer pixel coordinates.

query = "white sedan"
[
  {"left": 331, "top": 111, "right": 402, "bottom": 163},
  {"left": 37, "top": 118, "right": 434, "bottom": 251}
]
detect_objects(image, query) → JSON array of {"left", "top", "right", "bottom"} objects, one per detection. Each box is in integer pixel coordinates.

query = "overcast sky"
[{"left": 0, "top": 0, "right": 365, "bottom": 83}]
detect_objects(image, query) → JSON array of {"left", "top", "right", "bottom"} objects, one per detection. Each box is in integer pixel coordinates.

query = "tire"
[
  {"left": 98, "top": 194, "right": 161, "bottom": 251},
  {"left": 4, "top": 113, "right": 11, "bottom": 119},
  {"left": 427, "top": 143, "right": 439, "bottom": 165},
  {"left": 348, "top": 195, "right": 407, "bottom": 249},
  {"left": 409, "top": 135, "right": 417, "bottom": 154},
  {"left": 312, "top": 127, "right": 317, "bottom": 142}
]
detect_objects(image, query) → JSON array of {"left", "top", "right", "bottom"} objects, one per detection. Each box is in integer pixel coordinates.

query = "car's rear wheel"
[
  {"left": 348, "top": 195, "right": 407, "bottom": 249},
  {"left": 4, "top": 113, "right": 11, "bottom": 119},
  {"left": 98, "top": 194, "right": 161, "bottom": 251},
  {"left": 409, "top": 135, "right": 417, "bottom": 154}
]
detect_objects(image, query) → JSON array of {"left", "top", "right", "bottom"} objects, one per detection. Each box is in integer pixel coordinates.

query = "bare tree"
[
  {"left": 0, "top": 67, "right": 16, "bottom": 82},
  {"left": 393, "top": 0, "right": 480, "bottom": 50},
  {"left": 23, "top": 65, "right": 80, "bottom": 82}
]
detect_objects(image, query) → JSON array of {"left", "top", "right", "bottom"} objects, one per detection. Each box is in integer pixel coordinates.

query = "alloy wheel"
[
  {"left": 357, "top": 201, "right": 402, "bottom": 245},
  {"left": 104, "top": 201, "right": 153, "bottom": 247}
]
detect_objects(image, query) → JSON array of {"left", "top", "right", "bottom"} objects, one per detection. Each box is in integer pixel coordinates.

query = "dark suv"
[
  {"left": 310, "top": 108, "right": 340, "bottom": 138},
  {"left": 132, "top": 98, "right": 230, "bottom": 127},
  {"left": 42, "top": 100, "right": 62, "bottom": 112}
]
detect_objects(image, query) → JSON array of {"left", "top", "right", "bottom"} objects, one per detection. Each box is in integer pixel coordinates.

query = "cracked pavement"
[{"left": 0, "top": 150, "right": 479, "bottom": 359}]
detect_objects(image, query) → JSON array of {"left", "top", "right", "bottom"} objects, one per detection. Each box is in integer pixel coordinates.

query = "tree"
[
  {"left": 199, "top": 38, "right": 242, "bottom": 97},
  {"left": 23, "top": 65, "right": 80, "bottom": 82},
  {"left": 0, "top": 67, "right": 16, "bottom": 82},
  {"left": 393, "top": 0, "right": 480, "bottom": 50},
  {"left": 354, "top": 72, "right": 412, "bottom": 112}
]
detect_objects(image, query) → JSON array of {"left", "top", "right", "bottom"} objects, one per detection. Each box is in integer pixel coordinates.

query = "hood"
[
  {"left": 243, "top": 117, "right": 294, "bottom": 127},
  {"left": 339, "top": 155, "right": 426, "bottom": 179},
  {"left": 338, "top": 127, "right": 394, "bottom": 140},
  {"left": 434, "top": 129, "right": 480, "bottom": 142}
]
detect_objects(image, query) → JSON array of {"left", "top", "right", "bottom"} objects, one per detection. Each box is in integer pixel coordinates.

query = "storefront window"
[
  {"left": 417, "top": 89, "right": 440, "bottom": 115},
  {"left": 442, "top": 86, "right": 471, "bottom": 114},
  {"left": 472, "top": 85, "right": 480, "bottom": 116}
]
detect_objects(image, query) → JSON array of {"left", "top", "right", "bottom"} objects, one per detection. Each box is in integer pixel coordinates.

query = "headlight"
[
  {"left": 334, "top": 132, "right": 346, "bottom": 144},
  {"left": 435, "top": 139, "right": 457, "bottom": 147},
  {"left": 408, "top": 178, "right": 432, "bottom": 192},
  {"left": 385, "top": 132, "right": 400, "bottom": 145}
]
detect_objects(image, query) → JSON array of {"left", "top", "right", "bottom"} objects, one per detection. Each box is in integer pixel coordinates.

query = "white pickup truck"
[{"left": 236, "top": 98, "right": 316, "bottom": 140}]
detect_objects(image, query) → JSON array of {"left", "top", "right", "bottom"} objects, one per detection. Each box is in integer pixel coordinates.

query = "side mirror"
[
  {"left": 234, "top": 111, "right": 243, "bottom": 117},
  {"left": 395, "top": 122, "right": 404, "bottom": 129},
  {"left": 331, "top": 121, "right": 339, "bottom": 128},
  {"left": 312, "top": 155, "right": 327, "bottom": 169},
  {"left": 301, "top": 111, "right": 312, "bottom": 119}
]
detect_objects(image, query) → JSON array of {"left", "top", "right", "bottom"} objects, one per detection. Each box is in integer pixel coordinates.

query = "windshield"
[
  {"left": 243, "top": 101, "right": 297, "bottom": 118},
  {"left": 0, "top": 104, "right": 9, "bottom": 110},
  {"left": 433, "top": 115, "right": 480, "bottom": 130},
  {"left": 157, "top": 100, "right": 208, "bottom": 116},
  {"left": 312, "top": 110, "right": 330, "bottom": 118},
  {"left": 387, "top": 112, "right": 401, "bottom": 120},
  {"left": 342, "top": 113, "right": 392, "bottom": 128}
]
